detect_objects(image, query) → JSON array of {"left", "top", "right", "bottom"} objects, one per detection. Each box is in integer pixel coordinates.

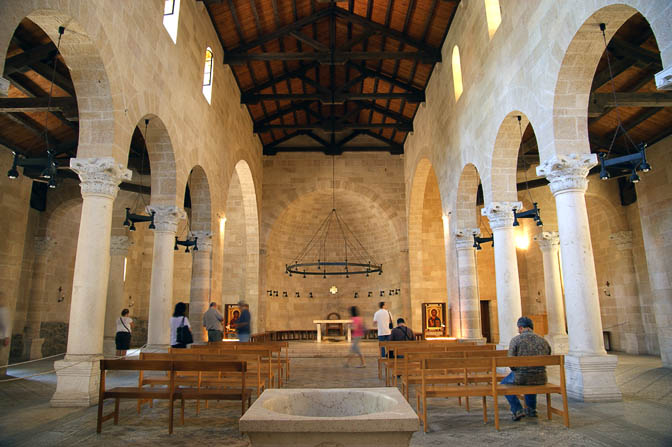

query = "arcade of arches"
[{"left": 0, "top": 0, "right": 671, "bottom": 416}]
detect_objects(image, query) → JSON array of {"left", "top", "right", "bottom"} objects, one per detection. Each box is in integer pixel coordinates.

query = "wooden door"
[{"left": 480, "top": 301, "right": 491, "bottom": 343}]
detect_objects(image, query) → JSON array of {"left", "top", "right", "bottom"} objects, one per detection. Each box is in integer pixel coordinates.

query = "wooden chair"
[{"left": 325, "top": 312, "right": 344, "bottom": 337}]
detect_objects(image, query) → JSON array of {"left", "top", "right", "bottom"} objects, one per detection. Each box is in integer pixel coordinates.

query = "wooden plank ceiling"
[{"left": 200, "top": 0, "right": 460, "bottom": 155}]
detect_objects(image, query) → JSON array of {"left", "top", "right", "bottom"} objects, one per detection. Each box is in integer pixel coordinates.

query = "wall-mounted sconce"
[
  {"left": 273, "top": 290, "right": 278, "bottom": 297},
  {"left": 128, "top": 295, "right": 135, "bottom": 308},
  {"left": 309, "top": 292, "right": 313, "bottom": 298},
  {"left": 267, "top": 290, "right": 272, "bottom": 296},
  {"left": 295, "top": 292, "right": 300, "bottom": 298},
  {"left": 473, "top": 235, "right": 494, "bottom": 250},
  {"left": 395, "top": 289, "right": 400, "bottom": 295},
  {"left": 282, "top": 291, "right": 288, "bottom": 298},
  {"left": 380, "top": 290, "right": 385, "bottom": 297},
  {"left": 388, "top": 290, "right": 393, "bottom": 296},
  {"left": 57, "top": 286, "right": 65, "bottom": 303},
  {"left": 368, "top": 291, "right": 372, "bottom": 298},
  {"left": 354, "top": 292, "right": 359, "bottom": 299}
]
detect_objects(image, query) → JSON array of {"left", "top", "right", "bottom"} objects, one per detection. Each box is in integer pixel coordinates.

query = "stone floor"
[{"left": 0, "top": 343, "right": 671, "bottom": 446}]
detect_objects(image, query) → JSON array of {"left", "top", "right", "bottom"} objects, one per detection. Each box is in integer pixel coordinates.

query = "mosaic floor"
[{"left": 0, "top": 345, "right": 671, "bottom": 446}]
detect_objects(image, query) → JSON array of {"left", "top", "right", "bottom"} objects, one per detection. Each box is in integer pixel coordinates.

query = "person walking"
[
  {"left": 345, "top": 306, "right": 366, "bottom": 368},
  {"left": 502, "top": 316, "right": 552, "bottom": 421},
  {"left": 234, "top": 300, "right": 251, "bottom": 342},
  {"left": 170, "top": 302, "right": 192, "bottom": 349},
  {"left": 203, "top": 302, "right": 224, "bottom": 342},
  {"left": 372, "top": 301, "right": 393, "bottom": 358},
  {"left": 114, "top": 308, "right": 133, "bottom": 357}
]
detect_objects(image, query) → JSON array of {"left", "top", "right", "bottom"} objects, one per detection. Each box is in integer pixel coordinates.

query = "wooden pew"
[
  {"left": 416, "top": 355, "right": 569, "bottom": 432},
  {"left": 136, "top": 353, "right": 199, "bottom": 413},
  {"left": 377, "top": 340, "right": 465, "bottom": 383}
]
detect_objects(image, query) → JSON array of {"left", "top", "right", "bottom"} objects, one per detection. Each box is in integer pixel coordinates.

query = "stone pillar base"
[
  {"left": 545, "top": 334, "right": 569, "bottom": 355},
  {"left": 103, "top": 337, "right": 116, "bottom": 357},
  {"left": 51, "top": 356, "right": 101, "bottom": 407},
  {"left": 564, "top": 354, "right": 621, "bottom": 402},
  {"left": 460, "top": 337, "right": 487, "bottom": 345},
  {"left": 23, "top": 337, "right": 45, "bottom": 360}
]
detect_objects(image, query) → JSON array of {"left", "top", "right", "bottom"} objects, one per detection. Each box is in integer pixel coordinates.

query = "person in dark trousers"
[
  {"left": 501, "top": 316, "right": 552, "bottom": 421},
  {"left": 203, "top": 302, "right": 224, "bottom": 342},
  {"left": 372, "top": 301, "right": 393, "bottom": 358},
  {"left": 234, "top": 300, "right": 251, "bottom": 342}
]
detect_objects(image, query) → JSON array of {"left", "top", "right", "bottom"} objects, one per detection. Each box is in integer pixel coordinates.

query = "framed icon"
[
  {"left": 422, "top": 303, "right": 446, "bottom": 338},
  {"left": 224, "top": 304, "right": 241, "bottom": 335}
]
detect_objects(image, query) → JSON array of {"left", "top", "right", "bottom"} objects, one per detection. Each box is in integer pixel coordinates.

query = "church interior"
[{"left": 0, "top": 0, "right": 671, "bottom": 445}]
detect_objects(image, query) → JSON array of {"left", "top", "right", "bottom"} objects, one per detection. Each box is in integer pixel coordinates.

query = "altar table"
[{"left": 312, "top": 319, "right": 353, "bottom": 343}]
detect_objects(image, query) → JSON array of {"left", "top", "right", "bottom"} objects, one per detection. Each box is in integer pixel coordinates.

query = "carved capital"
[
  {"left": 145, "top": 205, "right": 186, "bottom": 233},
  {"left": 33, "top": 236, "right": 55, "bottom": 256},
  {"left": 534, "top": 231, "right": 560, "bottom": 252},
  {"left": 191, "top": 231, "right": 213, "bottom": 252},
  {"left": 481, "top": 202, "right": 521, "bottom": 229},
  {"left": 70, "top": 157, "right": 131, "bottom": 199},
  {"left": 110, "top": 235, "right": 131, "bottom": 256},
  {"left": 455, "top": 228, "right": 479, "bottom": 251},
  {"left": 609, "top": 231, "right": 633, "bottom": 251},
  {"left": 536, "top": 153, "right": 597, "bottom": 195}
]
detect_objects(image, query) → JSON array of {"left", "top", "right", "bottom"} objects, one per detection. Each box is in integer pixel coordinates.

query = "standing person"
[
  {"left": 203, "top": 302, "right": 224, "bottom": 342},
  {"left": 170, "top": 302, "right": 191, "bottom": 349},
  {"left": 114, "top": 308, "right": 133, "bottom": 357},
  {"left": 234, "top": 300, "right": 251, "bottom": 342},
  {"left": 345, "top": 306, "right": 366, "bottom": 368},
  {"left": 502, "top": 316, "right": 552, "bottom": 421},
  {"left": 372, "top": 301, "right": 393, "bottom": 358}
]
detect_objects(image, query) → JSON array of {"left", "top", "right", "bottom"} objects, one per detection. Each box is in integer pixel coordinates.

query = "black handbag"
[
  {"left": 388, "top": 311, "right": 394, "bottom": 330},
  {"left": 176, "top": 317, "right": 193, "bottom": 345}
]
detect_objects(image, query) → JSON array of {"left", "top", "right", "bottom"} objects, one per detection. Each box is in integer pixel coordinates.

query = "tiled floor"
[{"left": 0, "top": 344, "right": 670, "bottom": 446}]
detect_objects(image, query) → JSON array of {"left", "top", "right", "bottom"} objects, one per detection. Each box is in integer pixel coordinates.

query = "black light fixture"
[
  {"left": 295, "top": 292, "right": 300, "bottom": 298},
  {"left": 379, "top": 290, "right": 385, "bottom": 297},
  {"left": 282, "top": 291, "right": 288, "bottom": 298},
  {"left": 7, "top": 27, "right": 65, "bottom": 188},
  {"left": 473, "top": 235, "right": 494, "bottom": 251},
  {"left": 174, "top": 235, "right": 198, "bottom": 253},
  {"left": 274, "top": 291, "right": 278, "bottom": 297},
  {"left": 367, "top": 291, "right": 372, "bottom": 298},
  {"left": 354, "top": 292, "right": 359, "bottom": 299},
  {"left": 285, "top": 156, "right": 383, "bottom": 278},
  {"left": 395, "top": 289, "right": 400, "bottom": 295},
  {"left": 309, "top": 292, "right": 313, "bottom": 298},
  {"left": 513, "top": 115, "right": 543, "bottom": 227},
  {"left": 267, "top": 290, "right": 272, "bottom": 296},
  {"left": 123, "top": 119, "right": 155, "bottom": 231},
  {"left": 596, "top": 23, "right": 652, "bottom": 183}
]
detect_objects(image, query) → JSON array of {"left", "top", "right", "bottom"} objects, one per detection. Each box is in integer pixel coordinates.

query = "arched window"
[
  {"left": 484, "top": 0, "right": 502, "bottom": 39},
  {"left": 163, "top": 0, "right": 181, "bottom": 44},
  {"left": 452, "top": 46, "right": 463, "bottom": 101},
  {"left": 203, "top": 47, "right": 214, "bottom": 103}
]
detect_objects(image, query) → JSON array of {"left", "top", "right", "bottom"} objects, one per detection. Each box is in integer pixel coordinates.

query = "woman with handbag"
[
  {"left": 170, "top": 302, "right": 193, "bottom": 348},
  {"left": 115, "top": 308, "right": 133, "bottom": 357}
]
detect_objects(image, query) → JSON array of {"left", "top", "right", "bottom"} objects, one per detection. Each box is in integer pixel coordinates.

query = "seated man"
[
  {"left": 388, "top": 318, "right": 415, "bottom": 358},
  {"left": 502, "top": 316, "right": 552, "bottom": 420}
]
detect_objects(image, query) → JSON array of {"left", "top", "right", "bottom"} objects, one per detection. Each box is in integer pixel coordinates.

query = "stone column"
[
  {"left": 103, "top": 236, "right": 131, "bottom": 356},
  {"left": 609, "top": 231, "right": 646, "bottom": 354},
  {"left": 533, "top": 231, "right": 568, "bottom": 354},
  {"left": 51, "top": 158, "right": 131, "bottom": 407},
  {"left": 455, "top": 229, "right": 484, "bottom": 341},
  {"left": 481, "top": 202, "right": 523, "bottom": 349},
  {"left": 146, "top": 205, "right": 186, "bottom": 348},
  {"left": 537, "top": 154, "right": 621, "bottom": 402},
  {"left": 22, "top": 237, "right": 55, "bottom": 360},
  {"left": 189, "top": 231, "right": 213, "bottom": 344}
]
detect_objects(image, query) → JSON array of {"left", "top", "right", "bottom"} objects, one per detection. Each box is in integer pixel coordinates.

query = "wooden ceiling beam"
[
  {"left": 589, "top": 92, "right": 672, "bottom": 116},
  {"left": 264, "top": 145, "right": 399, "bottom": 155},
  {"left": 242, "top": 91, "right": 424, "bottom": 103},
  {"left": 242, "top": 61, "right": 320, "bottom": 95},
  {"left": 254, "top": 101, "right": 316, "bottom": 127},
  {"left": 347, "top": 62, "right": 422, "bottom": 94},
  {"left": 255, "top": 122, "right": 412, "bottom": 132},
  {"left": 3, "top": 43, "right": 57, "bottom": 75},
  {"left": 353, "top": 100, "right": 412, "bottom": 124},
  {"left": 225, "top": 50, "right": 438, "bottom": 64},
  {"left": 6, "top": 73, "right": 78, "bottom": 130},
  {"left": 0, "top": 97, "right": 77, "bottom": 113}
]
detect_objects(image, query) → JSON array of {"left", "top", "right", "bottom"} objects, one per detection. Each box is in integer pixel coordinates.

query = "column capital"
[
  {"left": 455, "top": 228, "right": 479, "bottom": 250},
  {"left": 536, "top": 153, "right": 597, "bottom": 195},
  {"left": 192, "top": 231, "right": 213, "bottom": 252},
  {"left": 70, "top": 157, "right": 131, "bottom": 199},
  {"left": 609, "top": 230, "right": 633, "bottom": 251},
  {"left": 481, "top": 202, "right": 522, "bottom": 229},
  {"left": 110, "top": 235, "right": 132, "bottom": 256},
  {"left": 34, "top": 236, "right": 55, "bottom": 256},
  {"left": 534, "top": 231, "right": 560, "bottom": 251},
  {"left": 146, "top": 205, "right": 186, "bottom": 233}
]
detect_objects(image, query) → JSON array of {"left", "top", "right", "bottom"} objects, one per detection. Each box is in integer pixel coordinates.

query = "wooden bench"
[
  {"left": 97, "top": 359, "right": 250, "bottom": 434},
  {"left": 416, "top": 355, "right": 569, "bottom": 432},
  {"left": 377, "top": 340, "right": 464, "bottom": 382}
]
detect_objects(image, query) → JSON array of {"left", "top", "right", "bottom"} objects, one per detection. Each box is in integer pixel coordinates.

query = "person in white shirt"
[
  {"left": 372, "top": 301, "right": 393, "bottom": 358},
  {"left": 114, "top": 308, "right": 133, "bottom": 357},
  {"left": 170, "top": 302, "right": 191, "bottom": 348}
]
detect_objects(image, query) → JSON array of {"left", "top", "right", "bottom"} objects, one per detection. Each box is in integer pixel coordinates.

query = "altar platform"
[{"left": 286, "top": 339, "right": 381, "bottom": 358}]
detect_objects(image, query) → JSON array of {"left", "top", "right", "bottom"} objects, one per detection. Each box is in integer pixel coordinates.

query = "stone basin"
[{"left": 239, "top": 388, "right": 419, "bottom": 447}]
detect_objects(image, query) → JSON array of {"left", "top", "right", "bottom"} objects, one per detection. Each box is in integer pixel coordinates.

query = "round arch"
[{"left": 487, "top": 112, "right": 531, "bottom": 203}]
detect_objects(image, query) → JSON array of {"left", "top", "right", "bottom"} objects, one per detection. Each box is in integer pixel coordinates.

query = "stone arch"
[
  {"left": 408, "top": 158, "right": 448, "bottom": 331},
  {"left": 0, "top": 8, "right": 120, "bottom": 160},
  {"left": 455, "top": 163, "right": 481, "bottom": 229},
  {"left": 137, "top": 115, "right": 178, "bottom": 206},
  {"left": 223, "top": 160, "right": 260, "bottom": 330},
  {"left": 265, "top": 187, "right": 401, "bottom": 329},
  {"left": 187, "top": 165, "right": 212, "bottom": 233},
  {"left": 551, "top": 2, "right": 670, "bottom": 158},
  {"left": 488, "top": 112, "right": 531, "bottom": 203}
]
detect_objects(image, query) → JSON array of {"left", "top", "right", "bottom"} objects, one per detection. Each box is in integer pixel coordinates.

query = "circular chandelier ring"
[{"left": 286, "top": 261, "right": 382, "bottom": 276}]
